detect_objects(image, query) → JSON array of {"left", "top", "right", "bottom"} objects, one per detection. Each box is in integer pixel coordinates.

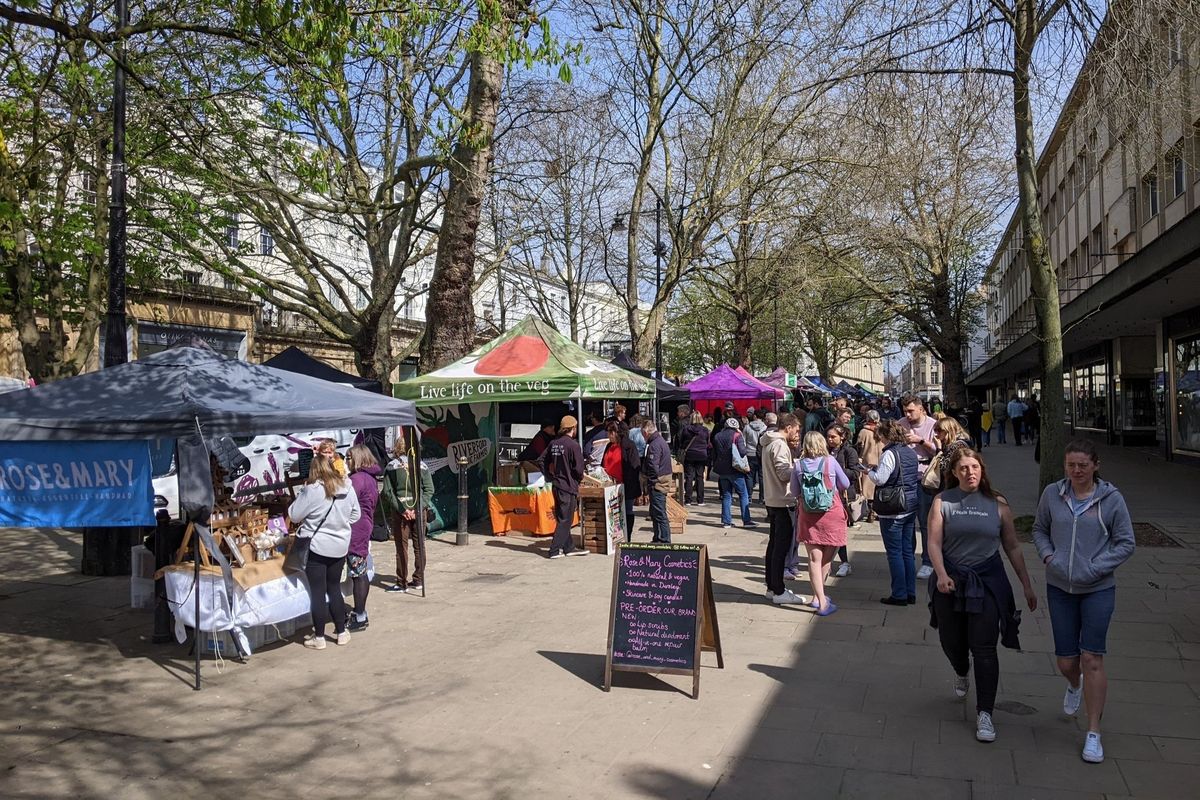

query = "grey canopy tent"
[
  {"left": 263, "top": 346, "right": 383, "bottom": 394},
  {"left": 0, "top": 345, "right": 416, "bottom": 688},
  {"left": 610, "top": 351, "right": 690, "bottom": 404}
]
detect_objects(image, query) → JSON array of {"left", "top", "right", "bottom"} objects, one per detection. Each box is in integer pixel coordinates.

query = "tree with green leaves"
[{"left": 850, "top": 0, "right": 1200, "bottom": 485}]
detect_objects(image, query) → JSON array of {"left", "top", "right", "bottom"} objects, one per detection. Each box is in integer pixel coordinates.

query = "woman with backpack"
[
  {"left": 713, "top": 418, "right": 755, "bottom": 528},
  {"left": 864, "top": 419, "right": 921, "bottom": 607},
  {"left": 790, "top": 431, "right": 850, "bottom": 616}
]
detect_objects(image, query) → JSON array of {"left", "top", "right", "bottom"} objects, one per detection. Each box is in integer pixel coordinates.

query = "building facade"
[
  {"left": 968, "top": 18, "right": 1200, "bottom": 459},
  {"left": 896, "top": 346, "right": 943, "bottom": 400},
  {"left": 795, "top": 352, "right": 886, "bottom": 393}
]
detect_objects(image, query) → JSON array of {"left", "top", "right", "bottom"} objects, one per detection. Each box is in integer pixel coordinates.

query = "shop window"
[
  {"left": 1174, "top": 334, "right": 1200, "bottom": 453},
  {"left": 1072, "top": 361, "right": 1108, "bottom": 430}
]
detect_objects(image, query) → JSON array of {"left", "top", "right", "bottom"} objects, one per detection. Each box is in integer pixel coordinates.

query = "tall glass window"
[
  {"left": 1175, "top": 334, "right": 1200, "bottom": 453},
  {"left": 1073, "top": 362, "right": 1108, "bottom": 430}
]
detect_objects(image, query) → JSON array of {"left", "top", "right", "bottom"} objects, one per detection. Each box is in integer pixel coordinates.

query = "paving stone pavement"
[{"left": 0, "top": 444, "right": 1197, "bottom": 798}]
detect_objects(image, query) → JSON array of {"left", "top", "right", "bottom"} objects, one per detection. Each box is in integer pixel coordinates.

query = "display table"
[
  {"left": 487, "top": 484, "right": 578, "bottom": 535},
  {"left": 162, "top": 553, "right": 311, "bottom": 655}
]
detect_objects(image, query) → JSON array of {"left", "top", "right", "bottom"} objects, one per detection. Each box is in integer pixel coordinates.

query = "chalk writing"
[{"left": 610, "top": 543, "right": 702, "bottom": 670}]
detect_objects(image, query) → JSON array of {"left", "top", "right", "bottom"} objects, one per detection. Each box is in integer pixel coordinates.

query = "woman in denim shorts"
[{"left": 1032, "top": 440, "right": 1135, "bottom": 764}]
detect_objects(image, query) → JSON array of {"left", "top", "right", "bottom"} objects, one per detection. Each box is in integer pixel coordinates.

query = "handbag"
[
  {"left": 921, "top": 452, "right": 944, "bottom": 494},
  {"left": 370, "top": 504, "right": 392, "bottom": 542},
  {"left": 871, "top": 447, "right": 908, "bottom": 516},
  {"left": 283, "top": 498, "right": 335, "bottom": 573},
  {"left": 731, "top": 433, "right": 751, "bottom": 473}
]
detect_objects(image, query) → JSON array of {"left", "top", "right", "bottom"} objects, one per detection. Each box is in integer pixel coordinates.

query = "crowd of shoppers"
[{"left": 279, "top": 384, "right": 1139, "bottom": 766}]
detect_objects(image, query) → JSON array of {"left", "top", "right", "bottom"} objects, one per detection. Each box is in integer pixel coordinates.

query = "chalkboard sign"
[{"left": 604, "top": 542, "right": 723, "bottom": 698}]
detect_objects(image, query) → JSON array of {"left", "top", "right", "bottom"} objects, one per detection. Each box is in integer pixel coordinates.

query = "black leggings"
[
  {"left": 684, "top": 459, "right": 706, "bottom": 503},
  {"left": 932, "top": 589, "right": 1000, "bottom": 714},
  {"left": 351, "top": 574, "right": 369, "bottom": 617},
  {"left": 305, "top": 552, "right": 347, "bottom": 635}
]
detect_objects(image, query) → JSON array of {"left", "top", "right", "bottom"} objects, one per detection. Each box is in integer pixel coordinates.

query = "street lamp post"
[
  {"left": 653, "top": 195, "right": 663, "bottom": 380},
  {"left": 611, "top": 195, "right": 667, "bottom": 379},
  {"left": 773, "top": 294, "right": 779, "bottom": 369},
  {"left": 103, "top": 0, "right": 129, "bottom": 368}
]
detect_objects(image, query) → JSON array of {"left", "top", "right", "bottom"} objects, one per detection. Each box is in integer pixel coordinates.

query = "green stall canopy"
[{"left": 394, "top": 316, "right": 656, "bottom": 406}]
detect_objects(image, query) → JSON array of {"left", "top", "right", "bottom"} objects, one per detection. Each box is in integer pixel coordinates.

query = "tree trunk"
[
  {"left": 733, "top": 307, "right": 752, "bottom": 368},
  {"left": 419, "top": 4, "right": 519, "bottom": 370},
  {"left": 940, "top": 344, "right": 967, "bottom": 408},
  {"left": 1014, "top": 3, "right": 1064, "bottom": 490}
]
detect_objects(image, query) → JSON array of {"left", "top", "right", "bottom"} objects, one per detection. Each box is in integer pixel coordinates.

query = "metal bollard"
[{"left": 456, "top": 456, "right": 469, "bottom": 546}]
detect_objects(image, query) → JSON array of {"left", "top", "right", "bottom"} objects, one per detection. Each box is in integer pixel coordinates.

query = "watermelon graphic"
[{"left": 475, "top": 335, "right": 550, "bottom": 376}]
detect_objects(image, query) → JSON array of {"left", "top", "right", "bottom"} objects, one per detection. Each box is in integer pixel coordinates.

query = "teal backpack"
[{"left": 801, "top": 456, "right": 835, "bottom": 513}]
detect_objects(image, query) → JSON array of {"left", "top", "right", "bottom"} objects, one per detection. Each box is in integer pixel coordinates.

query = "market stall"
[
  {"left": 732, "top": 366, "right": 785, "bottom": 410},
  {"left": 0, "top": 345, "right": 416, "bottom": 688},
  {"left": 393, "top": 316, "right": 656, "bottom": 537},
  {"left": 682, "top": 364, "right": 777, "bottom": 417},
  {"left": 609, "top": 351, "right": 690, "bottom": 417}
]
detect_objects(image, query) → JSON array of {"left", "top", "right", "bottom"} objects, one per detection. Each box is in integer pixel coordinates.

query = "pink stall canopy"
[
  {"left": 683, "top": 364, "right": 778, "bottom": 417},
  {"left": 733, "top": 366, "right": 786, "bottom": 399}
]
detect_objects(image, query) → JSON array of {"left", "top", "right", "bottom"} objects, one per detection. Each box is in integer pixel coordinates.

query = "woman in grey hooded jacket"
[{"left": 1032, "top": 439, "right": 1135, "bottom": 765}]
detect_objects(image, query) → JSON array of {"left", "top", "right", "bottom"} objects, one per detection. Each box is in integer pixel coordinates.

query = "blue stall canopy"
[{"left": 804, "top": 376, "right": 836, "bottom": 395}]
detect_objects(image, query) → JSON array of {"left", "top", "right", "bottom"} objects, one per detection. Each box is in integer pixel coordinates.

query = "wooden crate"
[{"left": 666, "top": 494, "right": 687, "bottom": 537}]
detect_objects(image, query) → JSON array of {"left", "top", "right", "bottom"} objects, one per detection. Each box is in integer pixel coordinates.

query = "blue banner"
[{"left": 0, "top": 441, "right": 156, "bottom": 527}]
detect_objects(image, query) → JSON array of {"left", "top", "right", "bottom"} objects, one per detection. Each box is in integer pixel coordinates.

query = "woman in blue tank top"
[{"left": 927, "top": 448, "right": 1036, "bottom": 746}]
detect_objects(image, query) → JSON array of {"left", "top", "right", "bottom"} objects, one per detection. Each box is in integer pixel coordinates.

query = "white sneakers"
[
  {"left": 336, "top": 631, "right": 351, "bottom": 646},
  {"left": 917, "top": 565, "right": 934, "bottom": 579},
  {"left": 1063, "top": 681, "right": 1082, "bottom": 715},
  {"left": 835, "top": 562, "right": 852, "bottom": 578},
  {"left": 772, "top": 589, "right": 809, "bottom": 605},
  {"left": 303, "top": 634, "right": 326, "bottom": 650},
  {"left": 1063, "top": 679, "right": 1101, "bottom": 763},
  {"left": 975, "top": 711, "right": 996, "bottom": 743},
  {"left": 954, "top": 674, "right": 970, "bottom": 699}
]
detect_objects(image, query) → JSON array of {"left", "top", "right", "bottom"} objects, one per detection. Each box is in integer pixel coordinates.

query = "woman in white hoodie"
[{"left": 289, "top": 453, "right": 361, "bottom": 650}]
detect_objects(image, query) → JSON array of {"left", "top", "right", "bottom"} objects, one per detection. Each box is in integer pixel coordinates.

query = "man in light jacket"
[
  {"left": 1007, "top": 395, "right": 1027, "bottom": 446},
  {"left": 760, "top": 413, "right": 807, "bottom": 605}
]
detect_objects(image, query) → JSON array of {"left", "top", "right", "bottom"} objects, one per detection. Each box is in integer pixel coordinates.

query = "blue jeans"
[
  {"left": 718, "top": 474, "right": 751, "bottom": 525},
  {"left": 748, "top": 456, "right": 763, "bottom": 502},
  {"left": 879, "top": 514, "right": 916, "bottom": 600},
  {"left": 1046, "top": 585, "right": 1116, "bottom": 657},
  {"left": 649, "top": 488, "right": 670, "bottom": 543},
  {"left": 914, "top": 488, "right": 933, "bottom": 567},
  {"left": 995, "top": 422, "right": 1006, "bottom": 444}
]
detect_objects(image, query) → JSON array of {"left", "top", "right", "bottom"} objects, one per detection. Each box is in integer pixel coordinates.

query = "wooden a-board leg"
[{"left": 705, "top": 556, "right": 724, "bottom": 669}]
